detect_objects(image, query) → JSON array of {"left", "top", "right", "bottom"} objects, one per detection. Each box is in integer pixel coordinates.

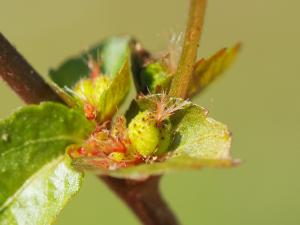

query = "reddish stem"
[
  {"left": 101, "top": 176, "right": 180, "bottom": 225},
  {"left": 0, "top": 33, "right": 63, "bottom": 104}
]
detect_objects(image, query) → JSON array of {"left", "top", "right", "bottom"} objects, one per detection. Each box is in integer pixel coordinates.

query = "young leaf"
[
  {"left": 49, "top": 36, "right": 132, "bottom": 123},
  {"left": 49, "top": 36, "right": 131, "bottom": 88},
  {"left": 134, "top": 44, "right": 239, "bottom": 96},
  {"left": 117, "top": 102, "right": 236, "bottom": 179},
  {"left": 97, "top": 57, "right": 131, "bottom": 122},
  {"left": 189, "top": 43, "right": 240, "bottom": 97},
  {"left": 0, "top": 102, "right": 94, "bottom": 223},
  {"left": 139, "top": 62, "right": 172, "bottom": 93},
  {"left": 169, "top": 105, "right": 232, "bottom": 159},
  {"left": 132, "top": 95, "right": 233, "bottom": 158}
]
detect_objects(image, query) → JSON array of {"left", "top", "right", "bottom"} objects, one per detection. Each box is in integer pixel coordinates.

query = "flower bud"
[{"left": 128, "top": 110, "right": 172, "bottom": 157}]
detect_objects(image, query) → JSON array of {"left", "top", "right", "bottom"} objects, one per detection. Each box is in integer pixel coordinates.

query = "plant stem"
[
  {"left": 0, "top": 33, "right": 179, "bottom": 225},
  {"left": 0, "top": 33, "right": 63, "bottom": 104},
  {"left": 101, "top": 176, "right": 179, "bottom": 225},
  {"left": 168, "top": 0, "right": 207, "bottom": 99}
]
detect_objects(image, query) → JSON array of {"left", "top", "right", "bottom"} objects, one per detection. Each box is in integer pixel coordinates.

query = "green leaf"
[
  {"left": 97, "top": 57, "right": 131, "bottom": 122},
  {"left": 0, "top": 157, "right": 83, "bottom": 225},
  {"left": 100, "top": 37, "right": 131, "bottom": 76},
  {"left": 189, "top": 43, "right": 240, "bottom": 97},
  {"left": 82, "top": 95, "right": 237, "bottom": 180},
  {"left": 169, "top": 105, "right": 232, "bottom": 159},
  {"left": 49, "top": 36, "right": 131, "bottom": 88},
  {"left": 0, "top": 102, "right": 94, "bottom": 223},
  {"left": 49, "top": 36, "right": 132, "bottom": 123},
  {"left": 139, "top": 62, "right": 172, "bottom": 93},
  {"left": 108, "top": 157, "right": 236, "bottom": 180}
]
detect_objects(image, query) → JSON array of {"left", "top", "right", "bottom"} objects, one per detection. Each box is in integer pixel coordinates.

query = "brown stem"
[
  {"left": 0, "top": 33, "right": 179, "bottom": 225},
  {"left": 0, "top": 33, "right": 63, "bottom": 104},
  {"left": 101, "top": 176, "right": 180, "bottom": 225},
  {"left": 168, "top": 0, "right": 207, "bottom": 98}
]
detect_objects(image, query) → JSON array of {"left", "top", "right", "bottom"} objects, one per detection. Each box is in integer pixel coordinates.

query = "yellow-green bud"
[
  {"left": 73, "top": 76, "right": 110, "bottom": 105},
  {"left": 128, "top": 110, "right": 172, "bottom": 157}
]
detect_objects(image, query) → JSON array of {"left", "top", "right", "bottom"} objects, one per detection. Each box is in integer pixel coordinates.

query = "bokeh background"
[{"left": 1, "top": 0, "right": 299, "bottom": 224}]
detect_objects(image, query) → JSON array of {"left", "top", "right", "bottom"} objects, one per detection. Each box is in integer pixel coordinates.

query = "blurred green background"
[{"left": 1, "top": 0, "right": 299, "bottom": 224}]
